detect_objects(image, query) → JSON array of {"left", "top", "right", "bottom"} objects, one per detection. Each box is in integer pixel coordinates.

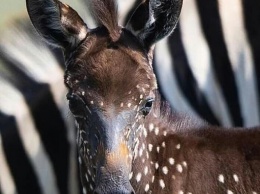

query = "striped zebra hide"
[
  {"left": 0, "top": 17, "right": 80, "bottom": 194},
  {"left": 1, "top": 0, "right": 260, "bottom": 194},
  {"left": 153, "top": 0, "right": 260, "bottom": 127}
]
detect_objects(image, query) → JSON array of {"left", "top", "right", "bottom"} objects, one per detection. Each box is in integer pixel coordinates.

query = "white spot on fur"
[
  {"left": 161, "top": 141, "right": 165, "bottom": 148},
  {"left": 148, "top": 144, "right": 153, "bottom": 152},
  {"left": 218, "top": 174, "right": 225, "bottom": 183},
  {"left": 149, "top": 123, "right": 154, "bottom": 131},
  {"left": 162, "top": 166, "right": 168, "bottom": 175},
  {"left": 151, "top": 176, "right": 155, "bottom": 183},
  {"left": 233, "top": 174, "right": 239, "bottom": 182},
  {"left": 143, "top": 128, "right": 147, "bottom": 137},
  {"left": 144, "top": 166, "right": 148, "bottom": 175},
  {"left": 176, "top": 164, "right": 183, "bottom": 173},
  {"left": 152, "top": 176, "right": 154, "bottom": 183},
  {"left": 136, "top": 173, "right": 142, "bottom": 182},
  {"left": 155, "top": 162, "right": 159, "bottom": 169},
  {"left": 85, "top": 174, "right": 89, "bottom": 182},
  {"left": 169, "top": 158, "right": 175, "bottom": 165},
  {"left": 82, "top": 187, "right": 87, "bottom": 194},
  {"left": 143, "top": 184, "right": 149, "bottom": 192},
  {"left": 155, "top": 127, "right": 159, "bottom": 135},
  {"left": 139, "top": 148, "right": 143, "bottom": 157},
  {"left": 159, "top": 179, "right": 165, "bottom": 189},
  {"left": 227, "top": 190, "right": 233, "bottom": 194},
  {"left": 176, "top": 144, "right": 181, "bottom": 149}
]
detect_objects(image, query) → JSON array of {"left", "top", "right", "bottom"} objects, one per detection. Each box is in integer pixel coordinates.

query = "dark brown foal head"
[{"left": 26, "top": 0, "right": 182, "bottom": 193}]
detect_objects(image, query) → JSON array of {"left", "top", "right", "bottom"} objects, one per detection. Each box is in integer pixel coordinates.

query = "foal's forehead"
[
  {"left": 65, "top": 28, "right": 157, "bottom": 101},
  {"left": 66, "top": 28, "right": 149, "bottom": 71}
]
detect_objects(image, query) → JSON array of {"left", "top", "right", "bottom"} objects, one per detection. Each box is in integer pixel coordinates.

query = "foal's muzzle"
[{"left": 93, "top": 183, "right": 135, "bottom": 194}]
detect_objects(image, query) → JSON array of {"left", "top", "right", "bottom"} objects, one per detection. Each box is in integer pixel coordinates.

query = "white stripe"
[
  {"left": 0, "top": 78, "right": 59, "bottom": 194},
  {"left": 0, "top": 135, "right": 17, "bottom": 194},
  {"left": 0, "top": 24, "right": 66, "bottom": 109},
  {"left": 218, "top": 0, "right": 260, "bottom": 127},
  {"left": 179, "top": 0, "right": 232, "bottom": 126},
  {"left": 117, "top": 0, "right": 136, "bottom": 25},
  {"left": 155, "top": 38, "right": 199, "bottom": 118},
  {"left": 72, "top": 0, "right": 96, "bottom": 28}
]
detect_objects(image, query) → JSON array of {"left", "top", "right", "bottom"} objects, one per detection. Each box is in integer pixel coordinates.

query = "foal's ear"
[
  {"left": 26, "top": 0, "right": 88, "bottom": 49},
  {"left": 126, "top": 0, "right": 183, "bottom": 50}
]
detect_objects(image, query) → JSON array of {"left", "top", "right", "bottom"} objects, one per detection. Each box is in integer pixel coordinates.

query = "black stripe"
[
  {"left": 242, "top": 0, "right": 260, "bottom": 120},
  {"left": 0, "top": 53, "right": 70, "bottom": 194},
  {"left": 168, "top": 25, "right": 220, "bottom": 125},
  {"left": 31, "top": 87, "right": 70, "bottom": 194},
  {"left": 48, "top": 46, "right": 65, "bottom": 70},
  {"left": 0, "top": 111, "right": 42, "bottom": 194},
  {"left": 28, "top": 22, "right": 65, "bottom": 70},
  {"left": 12, "top": 18, "right": 65, "bottom": 70},
  {"left": 195, "top": 0, "right": 243, "bottom": 126},
  {"left": 123, "top": 0, "right": 143, "bottom": 26}
]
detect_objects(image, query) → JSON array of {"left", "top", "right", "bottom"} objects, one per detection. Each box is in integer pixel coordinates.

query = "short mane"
[
  {"left": 92, "top": 0, "right": 120, "bottom": 41},
  {"left": 152, "top": 92, "right": 207, "bottom": 133}
]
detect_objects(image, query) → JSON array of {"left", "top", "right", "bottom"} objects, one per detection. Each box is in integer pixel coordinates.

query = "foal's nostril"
[{"left": 93, "top": 191, "right": 135, "bottom": 194}]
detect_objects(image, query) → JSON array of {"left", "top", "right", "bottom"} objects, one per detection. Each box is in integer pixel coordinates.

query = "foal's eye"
[
  {"left": 141, "top": 98, "right": 154, "bottom": 116},
  {"left": 66, "top": 93, "right": 87, "bottom": 118}
]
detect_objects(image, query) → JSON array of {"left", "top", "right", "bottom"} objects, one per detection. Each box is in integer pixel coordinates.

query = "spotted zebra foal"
[{"left": 26, "top": 0, "right": 260, "bottom": 193}]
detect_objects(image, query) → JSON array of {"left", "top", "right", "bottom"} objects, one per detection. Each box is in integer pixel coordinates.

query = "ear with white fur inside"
[
  {"left": 26, "top": 0, "right": 88, "bottom": 50},
  {"left": 126, "top": 0, "right": 183, "bottom": 50}
]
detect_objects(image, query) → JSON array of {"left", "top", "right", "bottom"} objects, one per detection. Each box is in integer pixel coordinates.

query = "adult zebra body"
[
  {"left": 0, "top": 18, "right": 80, "bottom": 194},
  {"left": 0, "top": 0, "right": 260, "bottom": 194},
  {"left": 155, "top": 0, "right": 260, "bottom": 127}
]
